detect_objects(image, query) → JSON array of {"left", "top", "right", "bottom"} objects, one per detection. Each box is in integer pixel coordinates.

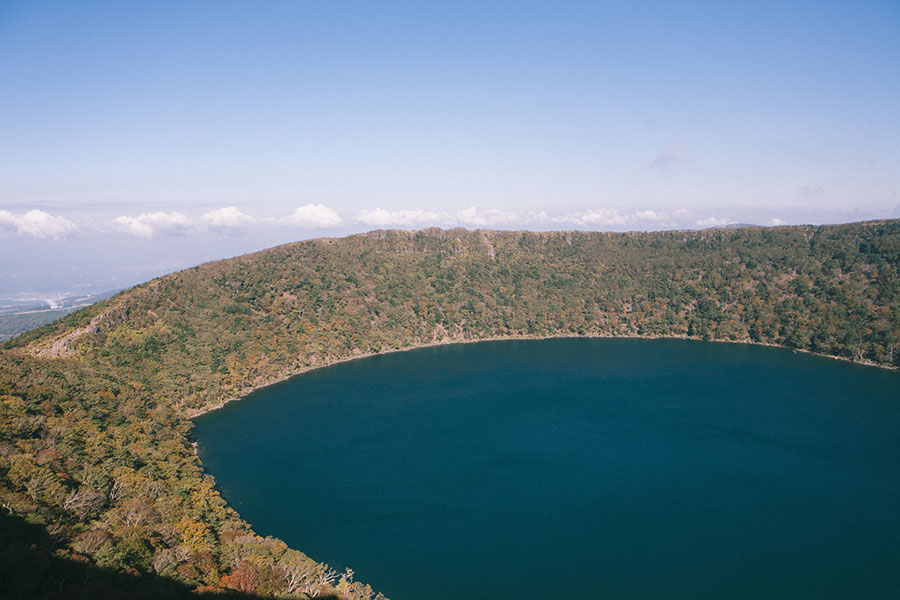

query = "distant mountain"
[{"left": 1, "top": 220, "right": 898, "bottom": 598}]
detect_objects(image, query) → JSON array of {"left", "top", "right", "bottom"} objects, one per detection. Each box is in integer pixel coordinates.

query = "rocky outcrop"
[{"left": 31, "top": 303, "right": 128, "bottom": 357}]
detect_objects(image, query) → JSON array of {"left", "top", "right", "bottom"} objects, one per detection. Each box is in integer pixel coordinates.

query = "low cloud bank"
[
  {"left": 112, "top": 211, "right": 193, "bottom": 239},
  {"left": 109, "top": 204, "right": 342, "bottom": 238},
  {"left": 0, "top": 204, "right": 704, "bottom": 241},
  {"left": 354, "top": 206, "right": 681, "bottom": 229},
  {"left": 0, "top": 209, "right": 80, "bottom": 239},
  {"left": 281, "top": 204, "right": 342, "bottom": 228},
  {"left": 15, "top": 202, "right": 886, "bottom": 243}
]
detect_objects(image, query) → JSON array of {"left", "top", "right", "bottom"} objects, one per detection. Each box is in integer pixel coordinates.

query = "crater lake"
[{"left": 192, "top": 338, "right": 900, "bottom": 600}]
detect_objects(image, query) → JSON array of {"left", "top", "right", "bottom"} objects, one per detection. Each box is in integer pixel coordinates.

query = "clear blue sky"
[{"left": 1, "top": 0, "right": 899, "bottom": 295}]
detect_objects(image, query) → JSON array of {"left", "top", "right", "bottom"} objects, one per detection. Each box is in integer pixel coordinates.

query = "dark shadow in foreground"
[{"left": 0, "top": 510, "right": 340, "bottom": 600}]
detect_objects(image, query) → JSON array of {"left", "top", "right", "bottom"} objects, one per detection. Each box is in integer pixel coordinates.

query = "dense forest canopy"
[{"left": 1, "top": 221, "right": 899, "bottom": 598}]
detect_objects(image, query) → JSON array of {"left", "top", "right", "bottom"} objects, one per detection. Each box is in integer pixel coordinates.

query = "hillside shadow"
[{"left": 0, "top": 510, "right": 340, "bottom": 600}]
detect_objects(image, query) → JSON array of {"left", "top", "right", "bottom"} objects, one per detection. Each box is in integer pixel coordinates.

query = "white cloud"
[
  {"left": 0, "top": 209, "right": 79, "bottom": 239},
  {"left": 634, "top": 209, "right": 665, "bottom": 221},
  {"left": 456, "top": 207, "right": 520, "bottom": 227},
  {"left": 108, "top": 205, "right": 342, "bottom": 238},
  {"left": 575, "top": 208, "right": 629, "bottom": 226},
  {"left": 201, "top": 206, "right": 256, "bottom": 232},
  {"left": 771, "top": 217, "right": 785, "bottom": 226},
  {"left": 673, "top": 208, "right": 689, "bottom": 217},
  {"left": 527, "top": 208, "right": 630, "bottom": 228},
  {"left": 112, "top": 211, "right": 193, "bottom": 239},
  {"left": 526, "top": 210, "right": 561, "bottom": 224},
  {"left": 282, "top": 204, "right": 343, "bottom": 228},
  {"left": 696, "top": 216, "right": 729, "bottom": 228},
  {"left": 355, "top": 207, "right": 452, "bottom": 227}
]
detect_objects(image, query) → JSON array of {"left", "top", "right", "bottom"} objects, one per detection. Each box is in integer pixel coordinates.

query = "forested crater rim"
[
  {"left": 16, "top": 221, "right": 900, "bottom": 403},
  {"left": 2, "top": 219, "right": 898, "bottom": 598}
]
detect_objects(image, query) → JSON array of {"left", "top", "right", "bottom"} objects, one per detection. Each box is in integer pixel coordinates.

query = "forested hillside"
[{"left": 2, "top": 221, "right": 899, "bottom": 598}]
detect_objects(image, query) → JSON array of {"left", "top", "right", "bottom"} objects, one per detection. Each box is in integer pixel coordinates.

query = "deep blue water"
[{"left": 193, "top": 338, "right": 900, "bottom": 600}]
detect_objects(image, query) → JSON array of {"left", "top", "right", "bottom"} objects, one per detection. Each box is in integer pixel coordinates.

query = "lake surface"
[{"left": 193, "top": 338, "right": 900, "bottom": 600}]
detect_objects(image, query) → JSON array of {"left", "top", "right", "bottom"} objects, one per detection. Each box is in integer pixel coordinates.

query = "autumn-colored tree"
[{"left": 220, "top": 560, "right": 258, "bottom": 594}]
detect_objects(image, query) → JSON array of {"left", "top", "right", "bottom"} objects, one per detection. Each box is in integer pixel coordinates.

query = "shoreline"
[{"left": 187, "top": 333, "right": 896, "bottom": 420}]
